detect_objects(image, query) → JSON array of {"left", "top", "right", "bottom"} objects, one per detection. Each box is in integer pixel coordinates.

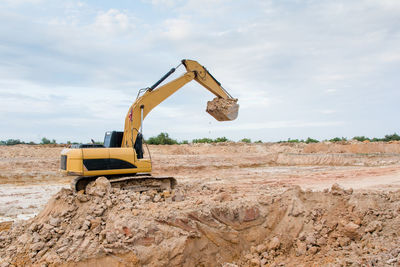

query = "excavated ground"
[{"left": 0, "top": 142, "right": 400, "bottom": 266}]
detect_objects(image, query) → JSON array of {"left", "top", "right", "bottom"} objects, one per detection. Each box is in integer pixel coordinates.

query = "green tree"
[
  {"left": 147, "top": 133, "right": 178, "bottom": 145},
  {"left": 240, "top": 138, "right": 251, "bottom": 143},
  {"left": 383, "top": 133, "right": 400, "bottom": 142},
  {"left": 5, "top": 139, "right": 24, "bottom": 145},
  {"left": 329, "top": 137, "right": 347, "bottom": 142},
  {"left": 192, "top": 138, "right": 213, "bottom": 143},
  {"left": 353, "top": 136, "right": 370, "bottom": 142},
  {"left": 192, "top": 137, "right": 229, "bottom": 143},
  {"left": 41, "top": 137, "right": 51, "bottom": 144},
  {"left": 214, "top": 137, "right": 229, "bottom": 143},
  {"left": 305, "top": 137, "right": 319, "bottom": 144}
]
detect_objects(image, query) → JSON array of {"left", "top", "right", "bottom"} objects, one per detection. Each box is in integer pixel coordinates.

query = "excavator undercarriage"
[{"left": 72, "top": 174, "right": 177, "bottom": 193}]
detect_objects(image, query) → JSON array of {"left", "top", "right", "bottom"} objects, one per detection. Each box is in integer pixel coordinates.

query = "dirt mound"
[
  {"left": 304, "top": 142, "right": 400, "bottom": 154},
  {"left": 231, "top": 185, "right": 400, "bottom": 266},
  {"left": 1, "top": 178, "right": 399, "bottom": 266}
]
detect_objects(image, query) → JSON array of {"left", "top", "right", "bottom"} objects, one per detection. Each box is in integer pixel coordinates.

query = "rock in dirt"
[
  {"left": 268, "top": 237, "right": 280, "bottom": 250},
  {"left": 344, "top": 222, "right": 360, "bottom": 239},
  {"left": 86, "top": 177, "right": 111, "bottom": 197},
  {"left": 364, "top": 220, "right": 382, "bottom": 233},
  {"left": 76, "top": 190, "right": 90, "bottom": 202},
  {"left": 331, "top": 183, "right": 346, "bottom": 195},
  {"left": 0, "top": 184, "right": 400, "bottom": 267}
]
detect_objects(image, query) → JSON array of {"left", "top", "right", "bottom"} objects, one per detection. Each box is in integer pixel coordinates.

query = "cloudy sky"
[{"left": 0, "top": 0, "right": 399, "bottom": 143}]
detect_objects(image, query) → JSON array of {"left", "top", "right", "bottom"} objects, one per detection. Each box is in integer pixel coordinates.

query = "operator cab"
[
  {"left": 104, "top": 131, "right": 123, "bottom": 148},
  {"left": 104, "top": 131, "right": 144, "bottom": 159}
]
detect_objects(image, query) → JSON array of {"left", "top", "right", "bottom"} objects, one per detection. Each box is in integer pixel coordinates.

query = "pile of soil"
[
  {"left": 0, "top": 178, "right": 399, "bottom": 266},
  {"left": 206, "top": 97, "right": 239, "bottom": 121}
]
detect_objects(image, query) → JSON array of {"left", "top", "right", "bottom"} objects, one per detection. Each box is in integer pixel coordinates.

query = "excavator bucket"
[{"left": 206, "top": 97, "right": 239, "bottom": 121}]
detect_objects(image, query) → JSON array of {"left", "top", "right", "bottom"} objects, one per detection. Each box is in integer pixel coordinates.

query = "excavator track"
[{"left": 72, "top": 174, "right": 177, "bottom": 193}]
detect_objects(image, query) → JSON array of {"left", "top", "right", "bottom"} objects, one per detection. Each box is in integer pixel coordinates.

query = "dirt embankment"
[
  {"left": 0, "top": 145, "right": 68, "bottom": 185},
  {"left": 1, "top": 142, "right": 400, "bottom": 186},
  {"left": 304, "top": 142, "right": 400, "bottom": 154},
  {"left": 151, "top": 142, "right": 400, "bottom": 170},
  {"left": 1, "top": 143, "right": 400, "bottom": 224},
  {"left": 0, "top": 178, "right": 399, "bottom": 267}
]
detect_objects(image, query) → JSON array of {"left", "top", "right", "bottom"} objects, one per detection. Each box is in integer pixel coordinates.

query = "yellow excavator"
[{"left": 60, "top": 59, "right": 239, "bottom": 192}]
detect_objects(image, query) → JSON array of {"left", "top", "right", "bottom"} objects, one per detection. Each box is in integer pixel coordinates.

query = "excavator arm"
[{"left": 121, "top": 59, "right": 238, "bottom": 148}]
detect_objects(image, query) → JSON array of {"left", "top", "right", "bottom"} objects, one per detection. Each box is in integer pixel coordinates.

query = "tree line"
[
  {"left": 1, "top": 133, "right": 399, "bottom": 146},
  {"left": 0, "top": 137, "right": 56, "bottom": 146},
  {"left": 145, "top": 132, "right": 400, "bottom": 145}
]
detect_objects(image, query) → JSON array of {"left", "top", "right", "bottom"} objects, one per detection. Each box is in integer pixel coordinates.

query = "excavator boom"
[{"left": 121, "top": 59, "right": 239, "bottom": 147}]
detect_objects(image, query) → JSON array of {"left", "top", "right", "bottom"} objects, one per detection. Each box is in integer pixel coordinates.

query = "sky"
[{"left": 0, "top": 0, "right": 399, "bottom": 143}]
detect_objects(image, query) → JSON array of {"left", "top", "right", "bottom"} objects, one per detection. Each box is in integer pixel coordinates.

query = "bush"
[
  {"left": 5, "top": 139, "right": 25, "bottom": 145},
  {"left": 0, "top": 139, "right": 36, "bottom": 145},
  {"left": 214, "top": 137, "right": 229, "bottom": 143},
  {"left": 192, "top": 137, "right": 229, "bottom": 143},
  {"left": 146, "top": 133, "right": 178, "bottom": 145},
  {"left": 41, "top": 137, "right": 51, "bottom": 144},
  {"left": 353, "top": 136, "right": 370, "bottom": 142},
  {"left": 287, "top": 138, "right": 300, "bottom": 143},
  {"left": 254, "top": 140, "right": 263, "bottom": 143},
  {"left": 329, "top": 137, "right": 347, "bottom": 142},
  {"left": 192, "top": 138, "right": 213, "bottom": 143},
  {"left": 240, "top": 138, "right": 251, "bottom": 143},
  {"left": 305, "top": 137, "right": 319, "bottom": 144},
  {"left": 180, "top": 140, "right": 189, "bottom": 144},
  {"left": 383, "top": 133, "right": 400, "bottom": 142}
]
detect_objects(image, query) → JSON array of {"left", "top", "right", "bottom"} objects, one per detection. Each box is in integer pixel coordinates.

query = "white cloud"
[
  {"left": 0, "top": 0, "right": 44, "bottom": 6},
  {"left": 230, "top": 121, "right": 345, "bottom": 131},
  {"left": 92, "top": 9, "right": 135, "bottom": 35},
  {"left": 173, "top": 120, "right": 346, "bottom": 133},
  {"left": 325, "top": 89, "right": 337, "bottom": 94},
  {"left": 367, "top": 0, "right": 400, "bottom": 11},
  {"left": 236, "top": 89, "right": 274, "bottom": 109},
  {"left": 150, "top": 106, "right": 185, "bottom": 118},
  {"left": 162, "top": 18, "right": 191, "bottom": 40},
  {"left": 142, "top": 0, "right": 181, "bottom": 7},
  {"left": 379, "top": 52, "right": 400, "bottom": 63},
  {"left": 313, "top": 74, "right": 347, "bottom": 83},
  {"left": 0, "top": 0, "right": 399, "bottom": 142},
  {"left": 319, "top": 110, "right": 337, "bottom": 115}
]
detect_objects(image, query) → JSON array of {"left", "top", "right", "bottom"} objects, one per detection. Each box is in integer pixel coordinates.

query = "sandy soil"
[
  {"left": 1, "top": 142, "right": 400, "bottom": 222},
  {"left": 0, "top": 142, "right": 399, "bottom": 266}
]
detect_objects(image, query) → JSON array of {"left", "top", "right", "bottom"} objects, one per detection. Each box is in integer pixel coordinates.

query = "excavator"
[{"left": 60, "top": 59, "right": 239, "bottom": 192}]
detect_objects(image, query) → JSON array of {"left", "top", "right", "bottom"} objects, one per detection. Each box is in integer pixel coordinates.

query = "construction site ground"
[{"left": 0, "top": 142, "right": 400, "bottom": 266}]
